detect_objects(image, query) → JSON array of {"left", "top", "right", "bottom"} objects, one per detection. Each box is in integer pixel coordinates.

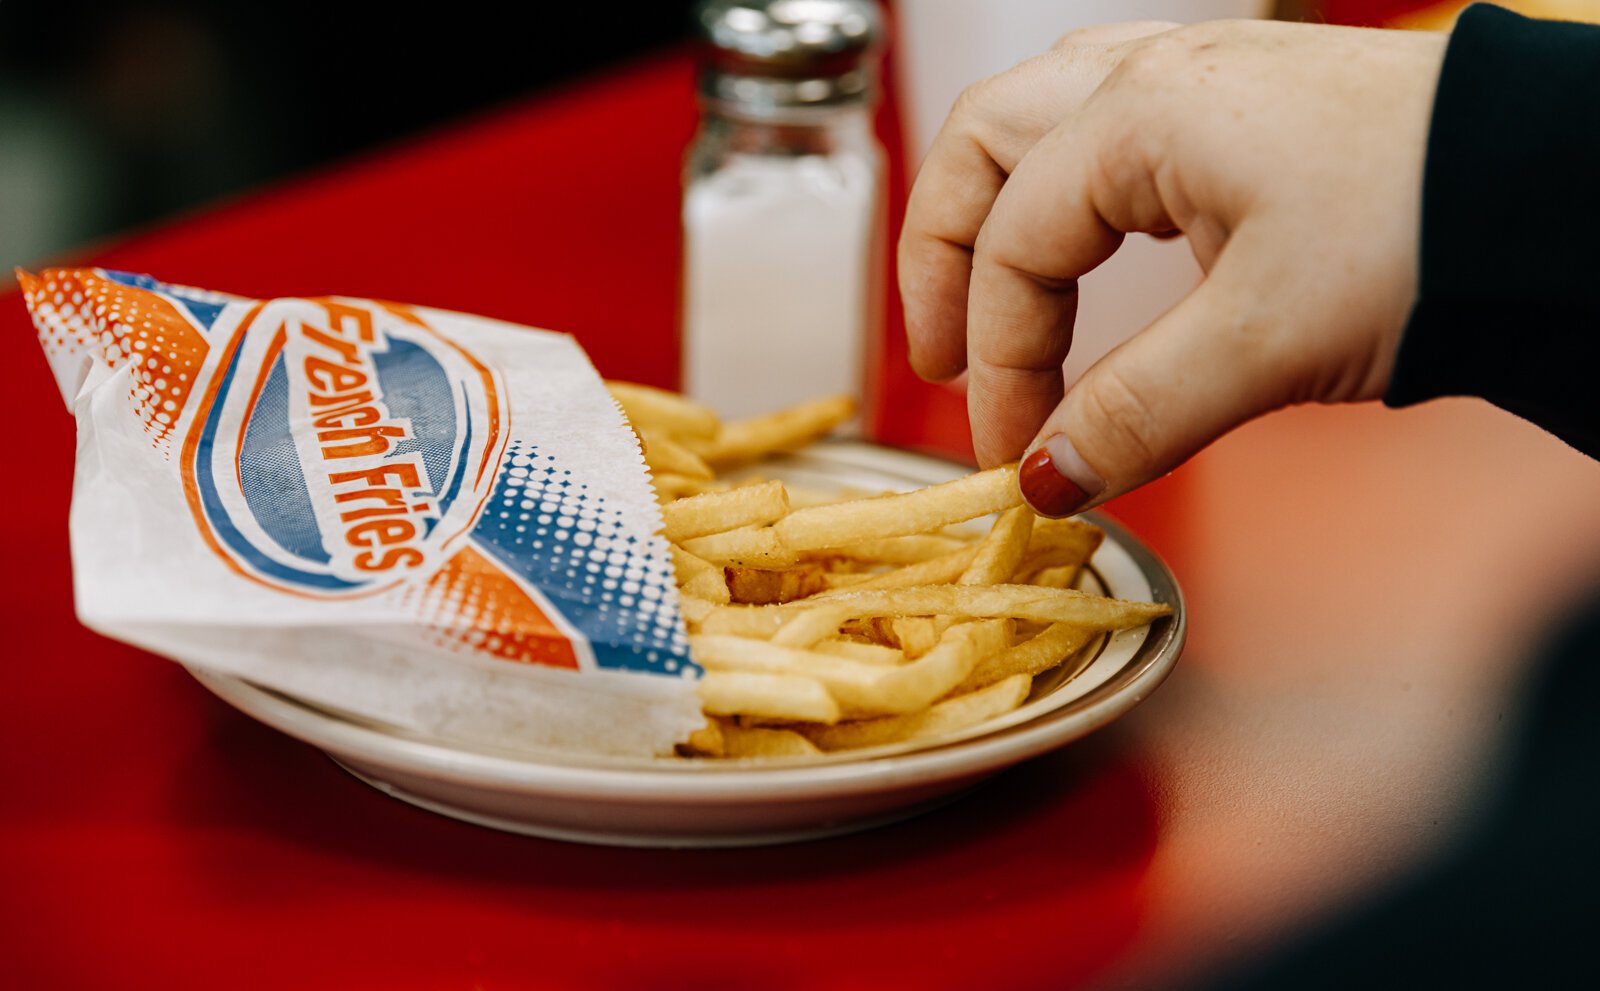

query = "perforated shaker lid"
[{"left": 694, "top": 0, "right": 882, "bottom": 112}]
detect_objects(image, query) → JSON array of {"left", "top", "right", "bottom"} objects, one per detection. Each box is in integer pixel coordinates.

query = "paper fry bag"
[{"left": 20, "top": 267, "right": 703, "bottom": 756}]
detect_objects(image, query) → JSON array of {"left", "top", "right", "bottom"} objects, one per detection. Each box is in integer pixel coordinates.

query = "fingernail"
[{"left": 1019, "top": 435, "right": 1104, "bottom": 517}]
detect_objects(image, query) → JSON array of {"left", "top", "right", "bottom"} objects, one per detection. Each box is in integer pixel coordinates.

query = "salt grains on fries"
[
  {"left": 660, "top": 480, "right": 789, "bottom": 542},
  {"left": 610, "top": 384, "right": 1173, "bottom": 758}
]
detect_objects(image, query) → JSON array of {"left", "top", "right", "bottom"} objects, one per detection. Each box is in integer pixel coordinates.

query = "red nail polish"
[{"left": 1019, "top": 447, "right": 1089, "bottom": 517}]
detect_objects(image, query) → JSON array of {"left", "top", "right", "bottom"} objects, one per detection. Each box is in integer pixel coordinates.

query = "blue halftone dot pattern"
[
  {"left": 470, "top": 441, "right": 693, "bottom": 675},
  {"left": 238, "top": 354, "right": 328, "bottom": 563}
]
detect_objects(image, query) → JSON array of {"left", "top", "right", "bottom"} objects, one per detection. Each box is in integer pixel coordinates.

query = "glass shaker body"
[{"left": 681, "top": 100, "right": 884, "bottom": 421}]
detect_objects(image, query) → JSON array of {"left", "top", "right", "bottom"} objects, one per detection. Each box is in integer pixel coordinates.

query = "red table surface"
[{"left": 5, "top": 47, "right": 1600, "bottom": 991}]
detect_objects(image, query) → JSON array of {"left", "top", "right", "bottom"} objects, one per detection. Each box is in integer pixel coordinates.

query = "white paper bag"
[{"left": 20, "top": 267, "right": 704, "bottom": 757}]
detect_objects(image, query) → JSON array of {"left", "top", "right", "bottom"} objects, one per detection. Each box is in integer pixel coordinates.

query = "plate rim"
[{"left": 187, "top": 441, "right": 1184, "bottom": 804}]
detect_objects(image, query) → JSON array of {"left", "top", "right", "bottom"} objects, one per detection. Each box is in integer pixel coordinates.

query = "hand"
[{"left": 898, "top": 19, "right": 1448, "bottom": 515}]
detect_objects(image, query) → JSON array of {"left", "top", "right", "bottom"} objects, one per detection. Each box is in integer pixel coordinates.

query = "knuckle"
[
  {"left": 1088, "top": 114, "right": 1143, "bottom": 191},
  {"left": 1073, "top": 366, "right": 1162, "bottom": 470},
  {"left": 1108, "top": 45, "right": 1158, "bottom": 85},
  {"left": 1110, "top": 29, "right": 1194, "bottom": 85},
  {"left": 949, "top": 79, "right": 992, "bottom": 124}
]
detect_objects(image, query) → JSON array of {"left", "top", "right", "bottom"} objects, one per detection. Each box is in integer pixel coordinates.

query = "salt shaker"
[{"left": 682, "top": 0, "right": 885, "bottom": 420}]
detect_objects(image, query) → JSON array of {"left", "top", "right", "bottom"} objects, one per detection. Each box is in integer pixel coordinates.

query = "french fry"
[
  {"left": 804, "top": 674, "right": 1032, "bottom": 751},
  {"left": 688, "top": 395, "right": 856, "bottom": 468},
  {"left": 960, "top": 505, "right": 1034, "bottom": 585},
  {"left": 696, "top": 670, "right": 841, "bottom": 723},
  {"left": 678, "top": 720, "right": 727, "bottom": 757},
  {"left": 822, "top": 572, "right": 874, "bottom": 590},
  {"left": 774, "top": 464, "right": 1021, "bottom": 551},
  {"left": 841, "top": 616, "right": 901, "bottom": 648},
  {"left": 843, "top": 620, "right": 1010, "bottom": 715},
  {"left": 951, "top": 623, "right": 1096, "bottom": 695},
  {"left": 721, "top": 722, "right": 822, "bottom": 758},
  {"left": 639, "top": 428, "right": 714, "bottom": 480},
  {"left": 820, "top": 534, "right": 973, "bottom": 564},
  {"left": 830, "top": 546, "right": 979, "bottom": 592},
  {"left": 660, "top": 480, "right": 790, "bottom": 543},
  {"left": 693, "top": 635, "right": 889, "bottom": 703},
  {"left": 930, "top": 505, "right": 1038, "bottom": 636},
  {"left": 652, "top": 472, "right": 724, "bottom": 502},
  {"left": 701, "top": 584, "right": 1170, "bottom": 638},
  {"left": 1029, "top": 565, "right": 1082, "bottom": 590},
  {"left": 670, "top": 545, "right": 731, "bottom": 604},
  {"left": 605, "top": 383, "right": 1172, "bottom": 758},
  {"left": 695, "top": 620, "right": 1007, "bottom": 716},
  {"left": 813, "top": 639, "right": 904, "bottom": 665},
  {"left": 891, "top": 617, "right": 940, "bottom": 658},
  {"left": 680, "top": 525, "right": 798, "bottom": 568},
  {"left": 782, "top": 482, "right": 884, "bottom": 509},
  {"left": 607, "top": 380, "right": 721, "bottom": 439},
  {"left": 725, "top": 563, "right": 826, "bottom": 604},
  {"left": 1017, "top": 517, "right": 1103, "bottom": 582},
  {"left": 677, "top": 594, "right": 720, "bottom": 630},
  {"left": 769, "top": 603, "right": 857, "bottom": 648}
]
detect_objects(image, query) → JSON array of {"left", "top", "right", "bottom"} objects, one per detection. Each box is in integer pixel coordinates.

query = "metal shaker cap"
[{"left": 694, "top": 0, "right": 882, "bottom": 114}]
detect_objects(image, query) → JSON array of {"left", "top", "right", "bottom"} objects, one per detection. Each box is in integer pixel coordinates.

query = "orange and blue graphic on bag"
[
  {"left": 20, "top": 268, "right": 691, "bottom": 677},
  {"left": 21, "top": 267, "right": 225, "bottom": 451}
]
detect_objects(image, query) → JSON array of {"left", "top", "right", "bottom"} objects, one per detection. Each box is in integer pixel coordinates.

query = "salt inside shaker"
[{"left": 682, "top": 0, "right": 885, "bottom": 420}]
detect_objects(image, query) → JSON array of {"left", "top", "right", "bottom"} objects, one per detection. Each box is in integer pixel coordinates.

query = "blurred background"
[
  {"left": 0, "top": 0, "right": 698, "bottom": 270},
  {"left": 1, "top": 0, "right": 1590, "bottom": 273}
]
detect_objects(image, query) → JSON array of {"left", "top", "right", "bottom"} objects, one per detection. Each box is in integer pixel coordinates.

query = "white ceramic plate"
[{"left": 190, "top": 441, "right": 1184, "bottom": 847}]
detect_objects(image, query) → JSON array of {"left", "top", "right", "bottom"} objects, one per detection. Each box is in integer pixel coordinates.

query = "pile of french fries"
[{"left": 607, "top": 382, "right": 1172, "bottom": 760}]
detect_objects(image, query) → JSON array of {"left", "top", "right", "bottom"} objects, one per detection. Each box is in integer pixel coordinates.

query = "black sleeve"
[{"left": 1384, "top": 3, "right": 1600, "bottom": 458}]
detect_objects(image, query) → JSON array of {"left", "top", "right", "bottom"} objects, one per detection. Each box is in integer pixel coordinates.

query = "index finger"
[{"left": 898, "top": 22, "right": 1180, "bottom": 384}]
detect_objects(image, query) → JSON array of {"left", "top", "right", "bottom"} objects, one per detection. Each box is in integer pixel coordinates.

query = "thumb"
[{"left": 1017, "top": 268, "right": 1292, "bottom": 517}]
